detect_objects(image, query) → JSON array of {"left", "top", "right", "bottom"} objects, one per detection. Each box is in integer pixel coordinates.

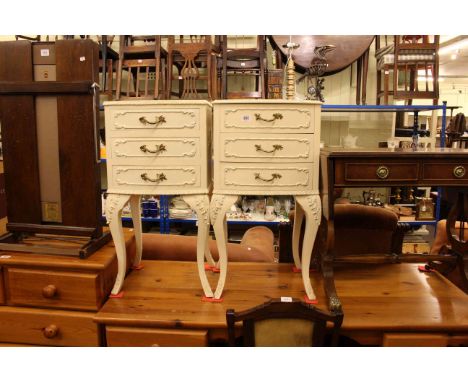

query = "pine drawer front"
[
  {"left": 0, "top": 267, "right": 5, "bottom": 305},
  {"left": 106, "top": 326, "right": 208, "bottom": 347},
  {"left": 107, "top": 107, "right": 200, "bottom": 136},
  {"left": 0, "top": 306, "right": 100, "bottom": 346},
  {"left": 6, "top": 268, "right": 101, "bottom": 311},
  {"left": 217, "top": 105, "right": 315, "bottom": 134},
  {"left": 109, "top": 165, "right": 204, "bottom": 194},
  {"left": 422, "top": 161, "right": 468, "bottom": 183},
  {"left": 216, "top": 163, "right": 315, "bottom": 195},
  {"left": 109, "top": 137, "right": 200, "bottom": 164},
  {"left": 219, "top": 133, "right": 314, "bottom": 163}
]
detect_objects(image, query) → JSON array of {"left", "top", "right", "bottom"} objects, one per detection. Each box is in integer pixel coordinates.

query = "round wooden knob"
[
  {"left": 42, "top": 285, "right": 57, "bottom": 298},
  {"left": 43, "top": 324, "right": 59, "bottom": 339}
]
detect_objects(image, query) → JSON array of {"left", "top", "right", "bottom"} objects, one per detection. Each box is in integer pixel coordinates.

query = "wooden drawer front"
[
  {"left": 109, "top": 137, "right": 200, "bottom": 163},
  {"left": 218, "top": 106, "right": 315, "bottom": 133},
  {"left": 383, "top": 333, "right": 449, "bottom": 347},
  {"left": 6, "top": 268, "right": 100, "bottom": 311},
  {"left": 109, "top": 108, "right": 200, "bottom": 135},
  {"left": 0, "top": 267, "right": 5, "bottom": 305},
  {"left": 111, "top": 166, "right": 201, "bottom": 189},
  {"left": 220, "top": 133, "right": 314, "bottom": 162},
  {"left": 422, "top": 162, "right": 468, "bottom": 183},
  {"left": 337, "top": 161, "right": 419, "bottom": 184},
  {"left": 217, "top": 163, "right": 315, "bottom": 194},
  {"left": 106, "top": 326, "right": 208, "bottom": 347},
  {"left": 0, "top": 306, "right": 100, "bottom": 346}
]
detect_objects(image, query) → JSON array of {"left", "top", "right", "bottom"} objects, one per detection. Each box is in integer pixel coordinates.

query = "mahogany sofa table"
[
  {"left": 94, "top": 260, "right": 468, "bottom": 346},
  {"left": 320, "top": 147, "right": 468, "bottom": 312}
]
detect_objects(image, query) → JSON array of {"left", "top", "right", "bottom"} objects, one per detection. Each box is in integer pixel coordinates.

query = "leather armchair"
[{"left": 127, "top": 226, "right": 276, "bottom": 263}]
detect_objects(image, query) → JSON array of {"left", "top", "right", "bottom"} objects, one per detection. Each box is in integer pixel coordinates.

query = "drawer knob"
[
  {"left": 453, "top": 165, "right": 466, "bottom": 178},
  {"left": 42, "top": 284, "right": 57, "bottom": 298},
  {"left": 254, "top": 173, "right": 282, "bottom": 182},
  {"left": 255, "top": 144, "right": 283, "bottom": 154},
  {"left": 376, "top": 166, "right": 390, "bottom": 179},
  {"left": 254, "top": 113, "right": 283, "bottom": 123},
  {"left": 141, "top": 172, "right": 167, "bottom": 183},
  {"left": 43, "top": 324, "right": 59, "bottom": 339},
  {"left": 140, "top": 144, "right": 166, "bottom": 155},
  {"left": 139, "top": 115, "right": 166, "bottom": 126}
]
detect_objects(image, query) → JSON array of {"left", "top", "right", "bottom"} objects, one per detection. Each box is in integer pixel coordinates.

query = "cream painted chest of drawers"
[
  {"left": 104, "top": 100, "right": 216, "bottom": 297},
  {"left": 210, "top": 100, "right": 322, "bottom": 302}
]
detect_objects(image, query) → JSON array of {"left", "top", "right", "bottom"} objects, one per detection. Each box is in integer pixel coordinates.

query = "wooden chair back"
[
  {"left": 393, "top": 35, "right": 439, "bottom": 104},
  {"left": 220, "top": 35, "right": 266, "bottom": 99},
  {"left": 116, "top": 35, "right": 166, "bottom": 100},
  {"left": 226, "top": 298, "right": 343, "bottom": 346},
  {"left": 166, "top": 35, "right": 220, "bottom": 100}
]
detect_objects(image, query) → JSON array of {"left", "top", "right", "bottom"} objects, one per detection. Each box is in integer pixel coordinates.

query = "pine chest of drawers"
[
  {"left": 103, "top": 101, "right": 215, "bottom": 298},
  {"left": 210, "top": 100, "right": 323, "bottom": 302},
  {"left": 0, "top": 232, "right": 134, "bottom": 346}
]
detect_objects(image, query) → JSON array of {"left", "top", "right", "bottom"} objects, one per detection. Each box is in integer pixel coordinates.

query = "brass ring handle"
[
  {"left": 141, "top": 173, "right": 167, "bottom": 183},
  {"left": 43, "top": 324, "right": 59, "bottom": 339},
  {"left": 376, "top": 166, "right": 390, "bottom": 179},
  {"left": 254, "top": 173, "right": 282, "bottom": 182},
  {"left": 42, "top": 285, "right": 57, "bottom": 299},
  {"left": 254, "top": 113, "right": 283, "bottom": 123},
  {"left": 453, "top": 165, "right": 466, "bottom": 178},
  {"left": 255, "top": 144, "right": 283, "bottom": 154},
  {"left": 140, "top": 144, "right": 166, "bottom": 154},
  {"left": 139, "top": 115, "right": 166, "bottom": 126}
]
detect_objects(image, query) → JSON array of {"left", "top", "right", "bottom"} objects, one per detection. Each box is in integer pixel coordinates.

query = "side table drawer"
[
  {"left": 422, "top": 162, "right": 468, "bottom": 183},
  {"left": 220, "top": 133, "right": 315, "bottom": 162},
  {"left": 109, "top": 137, "right": 200, "bottom": 164},
  {"left": 335, "top": 161, "right": 419, "bottom": 185},
  {"left": 218, "top": 105, "right": 315, "bottom": 133},
  {"left": 110, "top": 165, "right": 201, "bottom": 189},
  {"left": 106, "top": 326, "right": 208, "bottom": 347},
  {"left": 6, "top": 268, "right": 101, "bottom": 311},
  {"left": 107, "top": 107, "right": 200, "bottom": 136},
  {"left": 0, "top": 306, "right": 100, "bottom": 346},
  {"left": 217, "top": 163, "right": 315, "bottom": 193}
]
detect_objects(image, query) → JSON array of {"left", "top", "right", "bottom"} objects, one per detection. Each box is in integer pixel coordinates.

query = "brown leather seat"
[
  {"left": 127, "top": 226, "right": 276, "bottom": 263},
  {"left": 334, "top": 203, "right": 400, "bottom": 256}
]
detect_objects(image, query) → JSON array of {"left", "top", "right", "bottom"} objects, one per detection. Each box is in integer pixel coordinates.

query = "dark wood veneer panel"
[
  {"left": 0, "top": 41, "right": 42, "bottom": 224},
  {"left": 55, "top": 40, "right": 102, "bottom": 232}
]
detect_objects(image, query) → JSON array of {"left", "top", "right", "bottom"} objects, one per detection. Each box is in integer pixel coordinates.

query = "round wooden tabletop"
[{"left": 271, "top": 35, "right": 375, "bottom": 74}]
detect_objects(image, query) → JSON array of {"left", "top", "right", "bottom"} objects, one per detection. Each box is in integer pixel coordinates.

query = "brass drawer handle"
[
  {"left": 140, "top": 144, "right": 166, "bottom": 154},
  {"left": 42, "top": 285, "right": 57, "bottom": 299},
  {"left": 139, "top": 115, "right": 166, "bottom": 126},
  {"left": 453, "top": 165, "right": 466, "bottom": 178},
  {"left": 43, "top": 324, "right": 59, "bottom": 339},
  {"left": 254, "top": 173, "right": 282, "bottom": 182},
  {"left": 141, "top": 172, "right": 167, "bottom": 183},
  {"left": 376, "top": 166, "right": 390, "bottom": 179},
  {"left": 255, "top": 144, "right": 283, "bottom": 154},
  {"left": 254, "top": 113, "right": 283, "bottom": 123}
]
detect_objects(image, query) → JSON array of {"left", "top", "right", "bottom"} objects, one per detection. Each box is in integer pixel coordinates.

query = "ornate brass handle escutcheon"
[
  {"left": 453, "top": 165, "right": 466, "bottom": 178},
  {"left": 254, "top": 144, "right": 283, "bottom": 154},
  {"left": 376, "top": 166, "right": 390, "bottom": 179},
  {"left": 140, "top": 144, "right": 166, "bottom": 154},
  {"left": 139, "top": 115, "right": 166, "bottom": 126},
  {"left": 141, "top": 173, "right": 167, "bottom": 183},
  {"left": 254, "top": 173, "right": 282, "bottom": 182},
  {"left": 254, "top": 113, "right": 283, "bottom": 123}
]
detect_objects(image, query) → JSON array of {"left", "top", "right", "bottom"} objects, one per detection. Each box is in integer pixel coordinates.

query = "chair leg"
[
  {"left": 384, "top": 65, "right": 389, "bottom": 105},
  {"left": 362, "top": 48, "right": 369, "bottom": 105}
]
